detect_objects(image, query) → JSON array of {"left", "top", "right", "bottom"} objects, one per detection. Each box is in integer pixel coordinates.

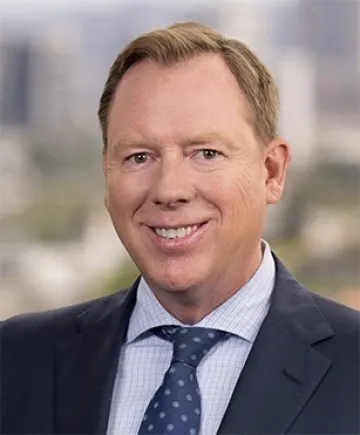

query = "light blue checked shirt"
[{"left": 107, "top": 241, "right": 275, "bottom": 435}]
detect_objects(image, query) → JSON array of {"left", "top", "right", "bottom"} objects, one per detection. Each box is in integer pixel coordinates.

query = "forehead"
[{"left": 107, "top": 54, "right": 253, "bottom": 147}]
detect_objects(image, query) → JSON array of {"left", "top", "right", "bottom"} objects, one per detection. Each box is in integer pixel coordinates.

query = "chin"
[{"left": 143, "top": 263, "right": 206, "bottom": 293}]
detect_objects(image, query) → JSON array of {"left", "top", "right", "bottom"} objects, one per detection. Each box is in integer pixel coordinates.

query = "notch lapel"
[
  {"left": 217, "top": 257, "right": 334, "bottom": 435},
  {"left": 55, "top": 284, "right": 138, "bottom": 435}
]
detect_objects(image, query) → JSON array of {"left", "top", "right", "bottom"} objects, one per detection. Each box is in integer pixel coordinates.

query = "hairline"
[
  {"left": 99, "top": 23, "right": 279, "bottom": 151},
  {"left": 102, "top": 54, "right": 264, "bottom": 153}
]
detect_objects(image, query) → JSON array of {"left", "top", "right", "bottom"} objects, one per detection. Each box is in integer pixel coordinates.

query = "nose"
[{"left": 149, "top": 153, "right": 195, "bottom": 208}]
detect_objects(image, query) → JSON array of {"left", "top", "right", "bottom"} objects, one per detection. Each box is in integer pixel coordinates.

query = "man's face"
[{"left": 103, "top": 54, "right": 289, "bottom": 296}]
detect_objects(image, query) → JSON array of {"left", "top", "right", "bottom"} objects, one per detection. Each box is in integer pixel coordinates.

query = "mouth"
[{"left": 148, "top": 222, "right": 208, "bottom": 240}]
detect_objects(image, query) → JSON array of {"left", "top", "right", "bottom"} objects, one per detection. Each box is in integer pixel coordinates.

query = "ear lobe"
[{"left": 266, "top": 181, "right": 283, "bottom": 204}]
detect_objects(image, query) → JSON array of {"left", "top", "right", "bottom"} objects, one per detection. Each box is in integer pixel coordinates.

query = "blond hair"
[{"left": 98, "top": 21, "right": 279, "bottom": 149}]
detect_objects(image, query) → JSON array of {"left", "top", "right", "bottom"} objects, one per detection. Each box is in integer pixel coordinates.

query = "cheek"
[
  {"left": 237, "top": 171, "right": 265, "bottom": 210},
  {"left": 203, "top": 167, "right": 265, "bottom": 216},
  {"left": 106, "top": 174, "right": 145, "bottom": 216}
]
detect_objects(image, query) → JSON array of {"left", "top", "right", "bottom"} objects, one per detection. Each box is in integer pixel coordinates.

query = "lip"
[
  {"left": 146, "top": 222, "right": 206, "bottom": 230},
  {"left": 144, "top": 221, "right": 209, "bottom": 253}
]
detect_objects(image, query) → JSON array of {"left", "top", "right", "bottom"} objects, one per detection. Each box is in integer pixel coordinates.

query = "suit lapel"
[
  {"left": 218, "top": 256, "right": 334, "bottom": 435},
  {"left": 54, "top": 256, "right": 334, "bottom": 435},
  {"left": 55, "top": 283, "right": 138, "bottom": 435}
]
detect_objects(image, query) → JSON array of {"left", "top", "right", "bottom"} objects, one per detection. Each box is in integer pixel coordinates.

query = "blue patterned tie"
[{"left": 138, "top": 326, "right": 230, "bottom": 435}]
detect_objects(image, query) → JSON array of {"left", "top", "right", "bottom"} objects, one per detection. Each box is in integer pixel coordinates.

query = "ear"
[{"left": 264, "top": 137, "right": 291, "bottom": 205}]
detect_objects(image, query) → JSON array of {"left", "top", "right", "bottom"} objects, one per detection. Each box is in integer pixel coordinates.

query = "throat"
[{"left": 152, "top": 286, "right": 232, "bottom": 325}]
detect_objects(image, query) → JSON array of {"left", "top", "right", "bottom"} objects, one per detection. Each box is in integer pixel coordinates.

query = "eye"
[
  {"left": 197, "top": 149, "right": 220, "bottom": 160},
  {"left": 126, "top": 152, "right": 149, "bottom": 164}
]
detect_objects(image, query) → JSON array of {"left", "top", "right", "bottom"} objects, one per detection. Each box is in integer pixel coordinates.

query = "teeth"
[{"left": 155, "top": 226, "right": 198, "bottom": 239}]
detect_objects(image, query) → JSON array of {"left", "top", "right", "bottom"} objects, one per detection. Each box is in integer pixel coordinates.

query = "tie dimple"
[{"left": 138, "top": 326, "right": 229, "bottom": 435}]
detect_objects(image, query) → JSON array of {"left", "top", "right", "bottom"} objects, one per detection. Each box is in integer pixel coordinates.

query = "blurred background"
[{"left": 0, "top": 0, "right": 359, "bottom": 319}]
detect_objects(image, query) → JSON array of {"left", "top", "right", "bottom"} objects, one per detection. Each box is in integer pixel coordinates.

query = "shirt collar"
[{"left": 127, "top": 240, "right": 275, "bottom": 344}]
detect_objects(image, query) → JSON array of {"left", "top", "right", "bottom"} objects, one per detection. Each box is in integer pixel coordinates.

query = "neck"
[{"left": 148, "top": 243, "right": 264, "bottom": 325}]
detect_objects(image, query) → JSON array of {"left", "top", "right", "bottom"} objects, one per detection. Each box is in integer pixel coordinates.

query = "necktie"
[{"left": 138, "top": 326, "right": 230, "bottom": 435}]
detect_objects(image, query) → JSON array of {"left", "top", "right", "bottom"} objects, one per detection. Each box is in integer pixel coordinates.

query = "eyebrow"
[
  {"left": 178, "top": 132, "right": 235, "bottom": 148},
  {"left": 110, "top": 137, "right": 150, "bottom": 157},
  {"left": 110, "top": 131, "right": 235, "bottom": 155}
]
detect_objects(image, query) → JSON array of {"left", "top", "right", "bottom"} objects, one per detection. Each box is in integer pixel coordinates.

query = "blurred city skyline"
[{"left": 1, "top": 0, "right": 359, "bottom": 318}]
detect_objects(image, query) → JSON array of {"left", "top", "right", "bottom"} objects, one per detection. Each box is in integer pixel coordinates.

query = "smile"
[
  {"left": 154, "top": 226, "right": 199, "bottom": 239},
  {"left": 145, "top": 221, "right": 209, "bottom": 251}
]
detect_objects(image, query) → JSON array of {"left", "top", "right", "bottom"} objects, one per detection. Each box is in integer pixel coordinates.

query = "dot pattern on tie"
[{"left": 138, "top": 326, "right": 230, "bottom": 435}]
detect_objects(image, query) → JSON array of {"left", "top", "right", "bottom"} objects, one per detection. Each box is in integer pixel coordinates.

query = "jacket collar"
[
  {"left": 55, "top": 255, "right": 334, "bottom": 434},
  {"left": 55, "top": 280, "right": 138, "bottom": 434},
  {"left": 217, "top": 255, "right": 334, "bottom": 434}
]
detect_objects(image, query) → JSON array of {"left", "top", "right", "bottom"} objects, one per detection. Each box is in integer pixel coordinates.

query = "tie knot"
[{"left": 153, "top": 326, "right": 229, "bottom": 368}]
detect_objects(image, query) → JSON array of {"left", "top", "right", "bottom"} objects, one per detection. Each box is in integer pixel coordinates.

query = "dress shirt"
[{"left": 107, "top": 241, "right": 275, "bottom": 435}]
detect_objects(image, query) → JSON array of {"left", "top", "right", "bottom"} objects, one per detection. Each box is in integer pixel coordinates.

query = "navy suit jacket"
[{"left": 1, "top": 255, "right": 359, "bottom": 434}]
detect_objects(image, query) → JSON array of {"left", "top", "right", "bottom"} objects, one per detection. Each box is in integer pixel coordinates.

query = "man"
[{"left": 1, "top": 22, "right": 359, "bottom": 435}]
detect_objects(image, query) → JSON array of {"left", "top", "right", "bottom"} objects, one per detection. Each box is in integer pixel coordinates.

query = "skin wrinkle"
[{"left": 103, "top": 54, "right": 290, "bottom": 324}]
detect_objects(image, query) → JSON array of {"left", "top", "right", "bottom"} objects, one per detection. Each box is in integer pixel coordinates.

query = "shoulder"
[
  {"left": 297, "top": 289, "right": 360, "bottom": 374},
  {"left": 311, "top": 291, "right": 359, "bottom": 339},
  {"left": 273, "top": 253, "right": 359, "bottom": 338},
  {"left": 0, "top": 288, "right": 130, "bottom": 347}
]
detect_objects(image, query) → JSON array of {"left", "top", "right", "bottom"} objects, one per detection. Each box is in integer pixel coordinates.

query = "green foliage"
[
  {"left": 281, "top": 162, "right": 359, "bottom": 238},
  {"left": 1, "top": 176, "right": 95, "bottom": 243}
]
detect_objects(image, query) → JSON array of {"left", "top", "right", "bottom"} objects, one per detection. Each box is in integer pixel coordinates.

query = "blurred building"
[
  {"left": 276, "top": 0, "right": 360, "bottom": 164},
  {"left": 30, "top": 25, "right": 84, "bottom": 132},
  {"left": 217, "top": 1, "right": 271, "bottom": 58},
  {"left": 0, "top": 38, "right": 32, "bottom": 128},
  {"left": 0, "top": 26, "right": 84, "bottom": 134}
]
